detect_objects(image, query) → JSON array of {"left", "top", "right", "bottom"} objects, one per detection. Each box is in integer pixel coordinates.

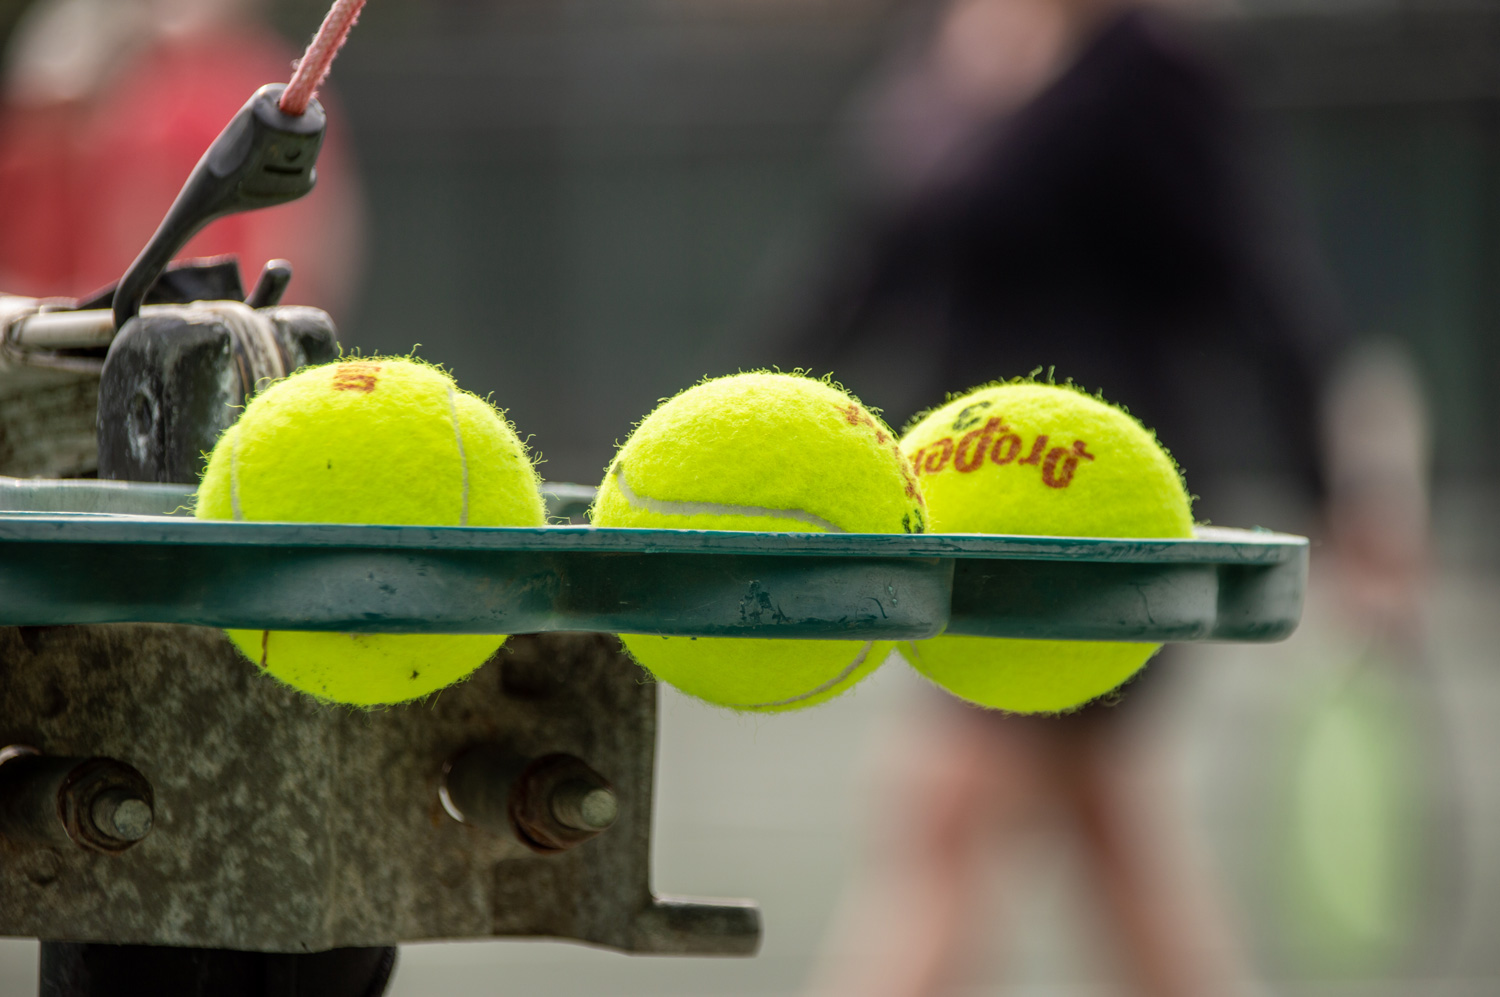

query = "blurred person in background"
[
  {"left": 0, "top": 0, "right": 363, "bottom": 314},
  {"left": 783, "top": 0, "right": 1421, "bottom": 993},
  {"left": 1322, "top": 342, "right": 1430, "bottom": 656}
]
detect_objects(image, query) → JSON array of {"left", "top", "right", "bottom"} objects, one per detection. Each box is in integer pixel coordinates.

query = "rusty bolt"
[
  {"left": 442, "top": 747, "right": 617, "bottom": 854},
  {"left": 0, "top": 748, "right": 154, "bottom": 854},
  {"left": 508, "top": 754, "right": 617, "bottom": 854}
]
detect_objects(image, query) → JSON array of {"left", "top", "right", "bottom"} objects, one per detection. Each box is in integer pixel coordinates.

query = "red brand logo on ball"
[
  {"left": 835, "top": 402, "right": 923, "bottom": 503},
  {"left": 332, "top": 363, "right": 381, "bottom": 393},
  {"left": 910, "top": 416, "right": 1095, "bottom": 489}
]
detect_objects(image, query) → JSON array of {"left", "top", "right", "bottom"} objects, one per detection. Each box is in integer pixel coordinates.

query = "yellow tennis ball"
[
  {"left": 591, "top": 371, "right": 926, "bottom": 711},
  {"left": 899, "top": 381, "right": 1193, "bottom": 713},
  {"left": 195, "top": 357, "right": 545, "bottom": 706}
]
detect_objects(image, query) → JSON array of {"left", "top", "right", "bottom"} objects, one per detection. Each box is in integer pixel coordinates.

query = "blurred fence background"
[{"left": 272, "top": 0, "right": 1500, "bottom": 503}]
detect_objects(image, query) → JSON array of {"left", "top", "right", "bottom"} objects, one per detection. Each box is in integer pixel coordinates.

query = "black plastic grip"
[{"left": 111, "top": 84, "right": 325, "bottom": 330}]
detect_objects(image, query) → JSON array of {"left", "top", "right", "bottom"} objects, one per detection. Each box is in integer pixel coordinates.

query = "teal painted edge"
[
  {"left": 0, "top": 480, "right": 1307, "bottom": 641},
  {"left": 0, "top": 515, "right": 1303, "bottom": 566}
]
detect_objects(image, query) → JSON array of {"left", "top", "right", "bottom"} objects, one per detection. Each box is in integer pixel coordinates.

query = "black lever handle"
[{"left": 111, "top": 83, "right": 325, "bottom": 330}]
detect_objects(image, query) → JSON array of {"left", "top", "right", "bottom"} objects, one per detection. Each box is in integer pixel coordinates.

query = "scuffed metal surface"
[
  {"left": 0, "top": 369, "right": 99, "bottom": 478},
  {"left": 0, "top": 626, "right": 760, "bottom": 955}
]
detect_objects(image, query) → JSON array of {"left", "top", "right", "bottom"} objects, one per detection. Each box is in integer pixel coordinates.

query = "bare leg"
[
  {"left": 807, "top": 699, "right": 1047, "bottom": 997},
  {"left": 1058, "top": 719, "right": 1250, "bottom": 997}
]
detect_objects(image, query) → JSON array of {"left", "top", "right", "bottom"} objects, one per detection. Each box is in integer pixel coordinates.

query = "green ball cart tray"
[{"left": 0, "top": 477, "right": 1305, "bottom": 642}]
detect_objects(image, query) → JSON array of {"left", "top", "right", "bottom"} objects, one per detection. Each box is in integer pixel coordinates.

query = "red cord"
[{"left": 279, "top": 0, "right": 366, "bottom": 116}]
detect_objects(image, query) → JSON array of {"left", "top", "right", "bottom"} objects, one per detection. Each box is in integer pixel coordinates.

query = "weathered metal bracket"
[{"left": 0, "top": 627, "right": 760, "bottom": 955}]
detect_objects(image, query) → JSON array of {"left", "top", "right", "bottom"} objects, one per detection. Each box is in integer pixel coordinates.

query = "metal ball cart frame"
[{"left": 0, "top": 482, "right": 1305, "bottom": 995}]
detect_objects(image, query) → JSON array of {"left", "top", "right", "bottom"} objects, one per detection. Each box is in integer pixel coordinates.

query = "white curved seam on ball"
[
  {"left": 230, "top": 431, "right": 244, "bottom": 521},
  {"left": 448, "top": 384, "right": 469, "bottom": 526},
  {"left": 732, "top": 641, "right": 875, "bottom": 709},
  {"left": 612, "top": 465, "right": 845, "bottom": 533}
]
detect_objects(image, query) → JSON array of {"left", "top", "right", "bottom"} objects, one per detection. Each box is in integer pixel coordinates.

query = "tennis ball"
[
  {"left": 591, "top": 371, "right": 926, "bottom": 711},
  {"left": 899, "top": 381, "right": 1193, "bottom": 713},
  {"left": 196, "top": 357, "right": 545, "bottom": 706}
]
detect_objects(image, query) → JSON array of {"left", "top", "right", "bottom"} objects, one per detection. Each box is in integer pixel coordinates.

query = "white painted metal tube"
[{"left": 9, "top": 309, "right": 116, "bottom": 350}]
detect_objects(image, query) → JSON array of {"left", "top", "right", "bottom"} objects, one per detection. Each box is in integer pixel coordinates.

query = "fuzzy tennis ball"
[
  {"left": 195, "top": 357, "right": 545, "bottom": 706},
  {"left": 899, "top": 381, "right": 1193, "bottom": 713},
  {"left": 591, "top": 371, "right": 927, "bottom": 711}
]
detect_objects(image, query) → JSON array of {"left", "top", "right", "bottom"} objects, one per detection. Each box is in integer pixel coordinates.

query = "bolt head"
[
  {"left": 110, "top": 798, "right": 153, "bottom": 840},
  {"left": 577, "top": 788, "right": 618, "bottom": 830},
  {"left": 547, "top": 778, "right": 619, "bottom": 833},
  {"left": 91, "top": 791, "right": 153, "bottom": 842}
]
